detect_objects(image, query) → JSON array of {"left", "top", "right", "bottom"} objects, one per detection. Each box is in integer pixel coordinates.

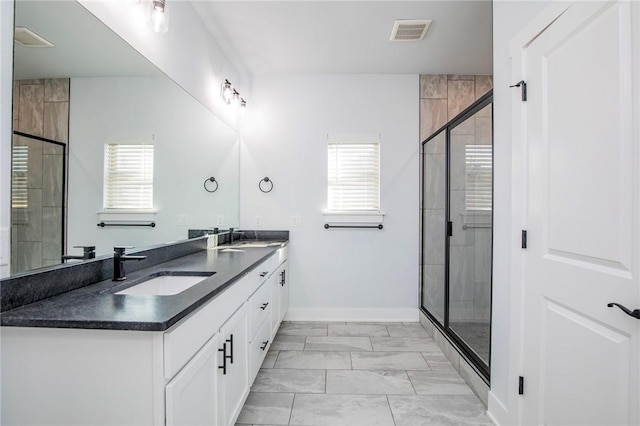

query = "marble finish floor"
[{"left": 236, "top": 322, "right": 493, "bottom": 426}]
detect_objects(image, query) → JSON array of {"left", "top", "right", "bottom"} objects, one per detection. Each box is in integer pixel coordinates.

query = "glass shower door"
[{"left": 447, "top": 103, "right": 493, "bottom": 365}]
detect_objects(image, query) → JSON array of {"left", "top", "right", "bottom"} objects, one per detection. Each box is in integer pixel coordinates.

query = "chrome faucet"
[
  {"left": 113, "top": 246, "right": 146, "bottom": 281},
  {"left": 61, "top": 246, "right": 96, "bottom": 263}
]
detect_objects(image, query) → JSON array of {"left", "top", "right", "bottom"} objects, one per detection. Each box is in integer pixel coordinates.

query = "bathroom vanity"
[{"left": 0, "top": 238, "right": 289, "bottom": 426}]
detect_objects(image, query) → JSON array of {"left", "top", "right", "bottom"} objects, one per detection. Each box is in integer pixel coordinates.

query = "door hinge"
[
  {"left": 521, "top": 230, "right": 528, "bottom": 249},
  {"left": 510, "top": 80, "right": 527, "bottom": 102},
  {"left": 518, "top": 376, "right": 525, "bottom": 395},
  {"left": 447, "top": 221, "right": 453, "bottom": 237}
]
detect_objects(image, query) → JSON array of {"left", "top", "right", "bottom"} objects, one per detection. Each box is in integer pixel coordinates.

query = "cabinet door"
[
  {"left": 278, "top": 261, "right": 289, "bottom": 323},
  {"left": 218, "top": 303, "right": 249, "bottom": 426},
  {"left": 166, "top": 334, "right": 219, "bottom": 426}
]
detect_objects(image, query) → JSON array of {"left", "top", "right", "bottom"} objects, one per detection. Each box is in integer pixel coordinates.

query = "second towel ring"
[
  {"left": 204, "top": 177, "right": 218, "bottom": 193},
  {"left": 259, "top": 177, "right": 273, "bottom": 193}
]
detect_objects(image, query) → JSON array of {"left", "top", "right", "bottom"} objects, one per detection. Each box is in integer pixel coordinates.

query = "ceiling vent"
[
  {"left": 14, "top": 27, "right": 54, "bottom": 48},
  {"left": 390, "top": 20, "right": 432, "bottom": 42}
]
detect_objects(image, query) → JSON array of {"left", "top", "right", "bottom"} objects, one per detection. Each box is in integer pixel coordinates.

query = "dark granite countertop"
[{"left": 0, "top": 243, "right": 287, "bottom": 332}]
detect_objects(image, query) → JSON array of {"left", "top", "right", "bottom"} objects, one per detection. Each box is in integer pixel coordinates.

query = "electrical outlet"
[
  {"left": 217, "top": 215, "right": 224, "bottom": 226},
  {"left": 255, "top": 215, "right": 262, "bottom": 226},
  {"left": 177, "top": 214, "right": 188, "bottom": 226},
  {"left": 291, "top": 215, "right": 302, "bottom": 227}
]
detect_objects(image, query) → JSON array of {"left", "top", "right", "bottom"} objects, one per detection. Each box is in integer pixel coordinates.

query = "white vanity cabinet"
[
  {"left": 217, "top": 303, "right": 249, "bottom": 426},
  {"left": 271, "top": 259, "right": 289, "bottom": 336},
  {"left": 166, "top": 334, "right": 220, "bottom": 425},
  {"left": 0, "top": 246, "right": 289, "bottom": 426}
]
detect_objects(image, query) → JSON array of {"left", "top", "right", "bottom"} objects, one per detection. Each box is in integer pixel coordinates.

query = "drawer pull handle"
[
  {"left": 218, "top": 343, "right": 227, "bottom": 374},
  {"left": 260, "top": 302, "right": 269, "bottom": 310},
  {"left": 260, "top": 271, "right": 269, "bottom": 277},
  {"left": 226, "top": 334, "right": 234, "bottom": 364},
  {"left": 260, "top": 340, "right": 269, "bottom": 351}
]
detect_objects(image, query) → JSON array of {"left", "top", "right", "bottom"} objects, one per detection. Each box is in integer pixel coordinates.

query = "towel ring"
[
  {"left": 204, "top": 177, "right": 218, "bottom": 193},
  {"left": 259, "top": 177, "right": 273, "bottom": 193}
]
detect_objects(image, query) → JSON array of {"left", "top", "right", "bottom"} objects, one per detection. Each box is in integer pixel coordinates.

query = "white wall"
[
  {"left": 240, "top": 75, "right": 419, "bottom": 321},
  {"left": 68, "top": 76, "right": 239, "bottom": 256},
  {"left": 489, "top": 1, "right": 551, "bottom": 424},
  {"left": 0, "top": 0, "right": 14, "bottom": 278},
  {"left": 78, "top": 0, "right": 245, "bottom": 131}
]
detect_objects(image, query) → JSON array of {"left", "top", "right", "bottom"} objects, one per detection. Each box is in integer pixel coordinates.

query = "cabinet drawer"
[
  {"left": 248, "top": 280, "right": 272, "bottom": 341},
  {"left": 164, "top": 276, "right": 250, "bottom": 380},
  {"left": 249, "top": 318, "right": 271, "bottom": 383},
  {"left": 248, "top": 253, "right": 278, "bottom": 295}
]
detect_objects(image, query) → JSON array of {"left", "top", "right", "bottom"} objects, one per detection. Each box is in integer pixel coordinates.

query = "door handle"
[
  {"left": 607, "top": 303, "right": 640, "bottom": 319},
  {"left": 260, "top": 340, "right": 269, "bottom": 351},
  {"left": 260, "top": 302, "right": 269, "bottom": 310},
  {"left": 226, "top": 334, "right": 234, "bottom": 364}
]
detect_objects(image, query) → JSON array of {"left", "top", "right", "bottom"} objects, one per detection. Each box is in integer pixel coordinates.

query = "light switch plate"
[
  {"left": 291, "top": 215, "right": 302, "bottom": 227},
  {"left": 177, "top": 214, "right": 188, "bottom": 226},
  {"left": 255, "top": 215, "right": 262, "bottom": 226},
  {"left": 217, "top": 215, "right": 224, "bottom": 226}
]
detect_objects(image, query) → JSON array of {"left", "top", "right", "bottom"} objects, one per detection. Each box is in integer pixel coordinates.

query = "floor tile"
[
  {"left": 408, "top": 370, "right": 473, "bottom": 395},
  {"left": 388, "top": 395, "right": 492, "bottom": 426},
  {"left": 328, "top": 323, "right": 389, "bottom": 337},
  {"left": 305, "top": 336, "right": 372, "bottom": 351},
  {"left": 261, "top": 350, "right": 279, "bottom": 369},
  {"left": 371, "top": 337, "right": 439, "bottom": 352},
  {"left": 275, "top": 351, "right": 351, "bottom": 369},
  {"left": 271, "top": 334, "right": 306, "bottom": 351},
  {"left": 290, "top": 394, "right": 395, "bottom": 426},
  {"left": 351, "top": 351, "right": 430, "bottom": 370},
  {"left": 278, "top": 323, "right": 328, "bottom": 336},
  {"left": 386, "top": 323, "right": 430, "bottom": 337},
  {"left": 422, "top": 352, "right": 456, "bottom": 371},
  {"left": 236, "top": 392, "right": 294, "bottom": 425},
  {"left": 326, "top": 369, "right": 415, "bottom": 395},
  {"left": 252, "top": 369, "right": 326, "bottom": 393}
]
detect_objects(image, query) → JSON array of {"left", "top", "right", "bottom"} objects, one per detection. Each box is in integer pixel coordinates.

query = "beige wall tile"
[
  {"left": 475, "top": 75, "right": 493, "bottom": 99},
  {"left": 44, "top": 101, "right": 69, "bottom": 143},
  {"left": 420, "top": 99, "right": 448, "bottom": 141},
  {"left": 447, "top": 80, "right": 475, "bottom": 119},
  {"left": 44, "top": 79, "right": 70, "bottom": 102},
  {"left": 17, "top": 83, "right": 44, "bottom": 136},
  {"left": 447, "top": 74, "right": 475, "bottom": 81},
  {"left": 420, "top": 75, "right": 447, "bottom": 99}
]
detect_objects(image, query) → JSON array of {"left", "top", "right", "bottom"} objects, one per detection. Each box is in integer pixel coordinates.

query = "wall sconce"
[
  {"left": 148, "top": 0, "right": 169, "bottom": 33},
  {"left": 221, "top": 79, "right": 247, "bottom": 110}
]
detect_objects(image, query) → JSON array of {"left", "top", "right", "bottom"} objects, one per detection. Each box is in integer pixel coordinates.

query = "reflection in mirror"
[{"left": 10, "top": 1, "right": 240, "bottom": 275}]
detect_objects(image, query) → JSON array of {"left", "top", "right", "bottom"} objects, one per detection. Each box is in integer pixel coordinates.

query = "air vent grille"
[
  {"left": 390, "top": 20, "right": 432, "bottom": 42},
  {"left": 14, "top": 27, "right": 54, "bottom": 48}
]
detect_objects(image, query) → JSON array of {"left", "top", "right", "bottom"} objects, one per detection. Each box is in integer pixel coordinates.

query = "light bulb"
[
  {"left": 148, "top": 0, "right": 168, "bottom": 33},
  {"left": 222, "top": 80, "right": 233, "bottom": 104}
]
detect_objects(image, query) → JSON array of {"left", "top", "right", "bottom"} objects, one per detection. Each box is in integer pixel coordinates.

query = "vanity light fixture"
[
  {"left": 221, "top": 80, "right": 247, "bottom": 110},
  {"left": 149, "top": 0, "right": 169, "bottom": 33},
  {"left": 222, "top": 79, "right": 233, "bottom": 104}
]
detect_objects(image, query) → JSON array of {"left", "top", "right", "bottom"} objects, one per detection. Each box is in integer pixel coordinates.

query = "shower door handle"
[{"left": 607, "top": 303, "right": 640, "bottom": 319}]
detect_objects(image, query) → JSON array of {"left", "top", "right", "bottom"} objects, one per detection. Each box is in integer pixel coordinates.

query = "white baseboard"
[
  {"left": 284, "top": 307, "right": 419, "bottom": 322},
  {"left": 487, "top": 391, "right": 513, "bottom": 426}
]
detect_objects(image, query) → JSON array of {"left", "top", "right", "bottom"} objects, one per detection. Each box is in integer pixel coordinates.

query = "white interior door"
[{"left": 521, "top": 1, "right": 639, "bottom": 424}]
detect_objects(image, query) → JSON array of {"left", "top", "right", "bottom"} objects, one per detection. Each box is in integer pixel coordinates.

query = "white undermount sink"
[{"left": 115, "top": 271, "right": 215, "bottom": 296}]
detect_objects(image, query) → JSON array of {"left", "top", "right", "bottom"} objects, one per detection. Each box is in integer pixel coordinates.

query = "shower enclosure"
[{"left": 420, "top": 92, "right": 493, "bottom": 378}]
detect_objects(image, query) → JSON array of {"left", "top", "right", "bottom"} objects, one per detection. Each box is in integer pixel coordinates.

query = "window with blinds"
[
  {"left": 465, "top": 144, "right": 492, "bottom": 211},
  {"left": 11, "top": 145, "right": 29, "bottom": 208},
  {"left": 328, "top": 138, "right": 380, "bottom": 212},
  {"left": 103, "top": 143, "right": 154, "bottom": 209}
]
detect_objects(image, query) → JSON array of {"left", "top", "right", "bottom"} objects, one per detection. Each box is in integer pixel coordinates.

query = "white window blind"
[
  {"left": 103, "top": 143, "right": 154, "bottom": 209},
  {"left": 11, "top": 145, "right": 29, "bottom": 208},
  {"left": 328, "top": 138, "right": 380, "bottom": 212},
  {"left": 465, "top": 144, "right": 492, "bottom": 211}
]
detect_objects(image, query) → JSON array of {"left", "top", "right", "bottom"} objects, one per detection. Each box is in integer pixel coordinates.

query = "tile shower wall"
[
  {"left": 420, "top": 75, "right": 492, "bottom": 322},
  {"left": 11, "top": 79, "right": 69, "bottom": 273}
]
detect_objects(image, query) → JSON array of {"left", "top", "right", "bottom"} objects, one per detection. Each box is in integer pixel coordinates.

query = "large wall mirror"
[{"left": 10, "top": 0, "right": 240, "bottom": 275}]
